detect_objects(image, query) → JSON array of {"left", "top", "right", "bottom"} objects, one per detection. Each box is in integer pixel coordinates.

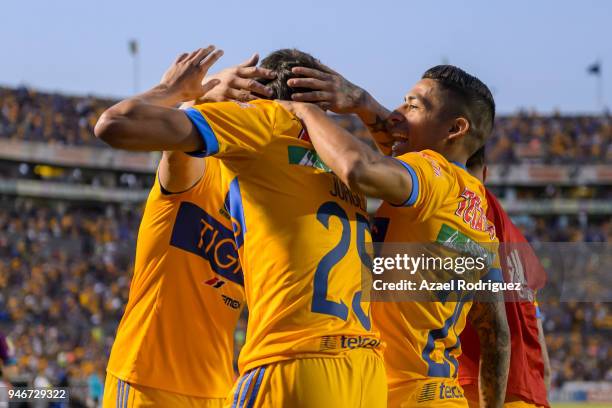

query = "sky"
[{"left": 2, "top": 0, "right": 611, "bottom": 114}]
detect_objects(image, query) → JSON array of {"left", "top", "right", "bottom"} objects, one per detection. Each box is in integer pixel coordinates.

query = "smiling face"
[{"left": 386, "top": 78, "right": 458, "bottom": 156}]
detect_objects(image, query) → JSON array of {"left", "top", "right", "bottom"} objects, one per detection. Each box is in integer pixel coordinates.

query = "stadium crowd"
[
  {"left": 2, "top": 86, "right": 612, "bottom": 163},
  {"left": 0, "top": 198, "right": 138, "bottom": 404},
  {"left": 0, "top": 87, "right": 111, "bottom": 148},
  {"left": 0, "top": 85, "right": 610, "bottom": 404}
]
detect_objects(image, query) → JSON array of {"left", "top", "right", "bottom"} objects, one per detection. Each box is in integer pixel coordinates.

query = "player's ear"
[{"left": 448, "top": 117, "right": 469, "bottom": 140}]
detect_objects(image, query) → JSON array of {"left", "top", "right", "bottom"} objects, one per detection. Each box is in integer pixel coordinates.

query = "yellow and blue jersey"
[
  {"left": 185, "top": 100, "right": 383, "bottom": 374},
  {"left": 106, "top": 157, "right": 245, "bottom": 399},
  {"left": 372, "top": 149, "right": 501, "bottom": 388}
]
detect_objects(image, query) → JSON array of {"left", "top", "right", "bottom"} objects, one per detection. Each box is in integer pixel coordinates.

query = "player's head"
[
  {"left": 258, "top": 49, "right": 324, "bottom": 100},
  {"left": 466, "top": 145, "right": 487, "bottom": 182},
  {"left": 388, "top": 65, "right": 495, "bottom": 159}
]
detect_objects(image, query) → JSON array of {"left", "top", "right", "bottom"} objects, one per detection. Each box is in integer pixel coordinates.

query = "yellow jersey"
[
  {"left": 106, "top": 157, "right": 245, "bottom": 398},
  {"left": 185, "top": 100, "right": 382, "bottom": 374},
  {"left": 372, "top": 149, "right": 501, "bottom": 388}
]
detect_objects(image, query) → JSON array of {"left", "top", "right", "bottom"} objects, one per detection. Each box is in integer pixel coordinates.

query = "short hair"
[
  {"left": 466, "top": 145, "right": 486, "bottom": 170},
  {"left": 422, "top": 65, "right": 495, "bottom": 154},
  {"left": 258, "top": 49, "right": 323, "bottom": 100}
]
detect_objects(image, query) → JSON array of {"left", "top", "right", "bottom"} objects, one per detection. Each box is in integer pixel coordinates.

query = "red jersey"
[{"left": 458, "top": 189, "right": 549, "bottom": 407}]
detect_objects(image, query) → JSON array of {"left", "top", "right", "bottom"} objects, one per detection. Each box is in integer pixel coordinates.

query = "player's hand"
[
  {"left": 200, "top": 53, "right": 275, "bottom": 103},
  {"left": 159, "top": 46, "right": 224, "bottom": 102},
  {"left": 287, "top": 64, "right": 367, "bottom": 114}
]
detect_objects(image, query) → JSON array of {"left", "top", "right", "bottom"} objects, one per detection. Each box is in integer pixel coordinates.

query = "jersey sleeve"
[
  {"left": 183, "top": 101, "right": 276, "bottom": 160},
  {"left": 481, "top": 241, "right": 503, "bottom": 282},
  {"left": 392, "top": 151, "right": 454, "bottom": 222}
]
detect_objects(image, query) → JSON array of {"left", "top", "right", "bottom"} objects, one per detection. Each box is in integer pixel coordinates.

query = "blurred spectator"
[{"left": 87, "top": 368, "right": 103, "bottom": 407}]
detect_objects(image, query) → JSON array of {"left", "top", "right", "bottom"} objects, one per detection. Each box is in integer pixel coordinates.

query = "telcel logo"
[
  {"left": 340, "top": 335, "right": 381, "bottom": 349},
  {"left": 439, "top": 383, "right": 464, "bottom": 400}
]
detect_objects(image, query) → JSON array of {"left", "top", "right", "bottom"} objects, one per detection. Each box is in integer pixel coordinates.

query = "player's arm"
[
  {"left": 467, "top": 298, "right": 511, "bottom": 408},
  {"left": 95, "top": 46, "right": 223, "bottom": 153},
  {"left": 288, "top": 65, "right": 396, "bottom": 154},
  {"left": 159, "top": 54, "right": 275, "bottom": 193},
  {"left": 536, "top": 306, "right": 552, "bottom": 392},
  {"left": 276, "top": 101, "right": 411, "bottom": 204}
]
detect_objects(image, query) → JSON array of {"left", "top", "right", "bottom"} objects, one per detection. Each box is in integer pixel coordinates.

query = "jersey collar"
[{"left": 451, "top": 161, "right": 467, "bottom": 170}]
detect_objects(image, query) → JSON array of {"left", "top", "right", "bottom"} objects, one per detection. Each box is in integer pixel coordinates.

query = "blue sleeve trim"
[
  {"left": 451, "top": 161, "right": 467, "bottom": 170},
  {"left": 184, "top": 108, "right": 220, "bottom": 157},
  {"left": 481, "top": 267, "right": 503, "bottom": 283},
  {"left": 535, "top": 305, "right": 542, "bottom": 319},
  {"left": 226, "top": 177, "right": 247, "bottom": 248},
  {"left": 391, "top": 158, "right": 419, "bottom": 207}
]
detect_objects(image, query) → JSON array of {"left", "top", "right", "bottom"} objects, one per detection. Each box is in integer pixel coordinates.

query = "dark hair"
[
  {"left": 422, "top": 65, "right": 495, "bottom": 154},
  {"left": 466, "top": 145, "right": 486, "bottom": 170},
  {"left": 258, "top": 49, "right": 323, "bottom": 100}
]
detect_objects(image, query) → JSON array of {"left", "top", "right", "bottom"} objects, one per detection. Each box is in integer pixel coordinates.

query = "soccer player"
[
  {"left": 461, "top": 147, "right": 551, "bottom": 408},
  {"left": 98, "top": 48, "right": 277, "bottom": 408},
  {"left": 95, "top": 47, "right": 386, "bottom": 408},
  {"left": 277, "top": 65, "right": 510, "bottom": 408}
]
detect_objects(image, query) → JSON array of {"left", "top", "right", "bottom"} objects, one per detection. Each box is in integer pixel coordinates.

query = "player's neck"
[{"left": 428, "top": 147, "right": 469, "bottom": 169}]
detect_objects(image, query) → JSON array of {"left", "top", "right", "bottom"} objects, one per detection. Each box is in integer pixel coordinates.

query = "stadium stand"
[
  {"left": 0, "top": 86, "right": 610, "bottom": 405},
  {"left": 0, "top": 86, "right": 111, "bottom": 147},
  {"left": 2, "top": 86, "right": 611, "bottom": 164}
]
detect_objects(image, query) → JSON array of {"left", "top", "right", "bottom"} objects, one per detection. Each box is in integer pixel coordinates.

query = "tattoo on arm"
[
  {"left": 349, "top": 92, "right": 394, "bottom": 154},
  {"left": 366, "top": 114, "right": 388, "bottom": 133},
  {"left": 468, "top": 299, "right": 510, "bottom": 408},
  {"left": 536, "top": 317, "right": 551, "bottom": 392},
  {"left": 343, "top": 81, "right": 368, "bottom": 109}
]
